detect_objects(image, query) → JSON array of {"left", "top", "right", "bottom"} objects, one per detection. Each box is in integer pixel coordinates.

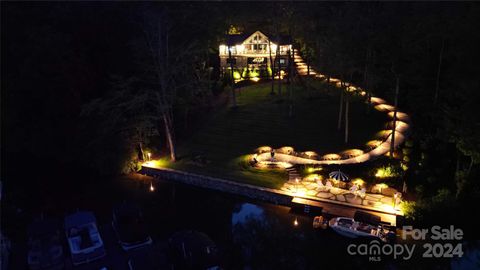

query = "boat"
[
  {"left": 27, "top": 219, "right": 64, "bottom": 270},
  {"left": 64, "top": 211, "right": 106, "bottom": 266},
  {"left": 168, "top": 230, "right": 220, "bottom": 270},
  {"left": 112, "top": 203, "right": 153, "bottom": 251},
  {"left": 329, "top": 217, "right": 390, "bottom": 242}
]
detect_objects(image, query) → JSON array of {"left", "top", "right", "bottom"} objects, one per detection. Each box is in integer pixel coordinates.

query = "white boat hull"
[{"left": 329, "top": 217, "right": 384, "bottom": 240}]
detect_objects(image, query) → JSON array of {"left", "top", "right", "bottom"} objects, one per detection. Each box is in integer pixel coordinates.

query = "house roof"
[{"left": 225, "top": 30, "right": 293, "bottom": 46}]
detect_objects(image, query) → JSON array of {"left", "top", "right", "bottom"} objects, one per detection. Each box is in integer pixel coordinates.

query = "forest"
[{"left": 2, "top": 2, "right": 480, "bottom": 238}]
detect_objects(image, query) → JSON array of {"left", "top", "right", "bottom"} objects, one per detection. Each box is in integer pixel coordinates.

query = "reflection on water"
[
  {"left": 4, "top": 173, "right": 466, "bottom": 269},
  {"left": 232, "top": 203, "right": 264, "bottom": 225},
  {"left": 166, "top": 184, "right": 459, "bottom": 269}
]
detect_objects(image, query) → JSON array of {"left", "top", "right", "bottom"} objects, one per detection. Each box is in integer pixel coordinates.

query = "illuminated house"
[{"left": 219, "top": 30, "right": 293, "bottom": 80}]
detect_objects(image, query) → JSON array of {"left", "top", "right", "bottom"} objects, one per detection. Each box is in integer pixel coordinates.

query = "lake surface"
[
  {"left": 5, "top": 173, "right": 469, "bottom": 269},
  {"left": 130, "top": 175, "right": 456, "bottom": 269}
]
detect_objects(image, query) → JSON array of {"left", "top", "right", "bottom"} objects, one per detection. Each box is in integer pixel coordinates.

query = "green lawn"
[{"left": 165, "top": 81, "right": 387, "bottom": 189}]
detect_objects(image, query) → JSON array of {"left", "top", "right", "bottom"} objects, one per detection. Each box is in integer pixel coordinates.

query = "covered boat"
[
  {"left": 112, "top": 203, "right": 153, "bottom": 251},
  {"left": 64, "top": 211, "right": 106, "bottom": 266}
]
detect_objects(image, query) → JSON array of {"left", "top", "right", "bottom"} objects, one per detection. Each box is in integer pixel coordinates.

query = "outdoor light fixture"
[
  {"left": 394, "top": 193, "right": 399, "bottom": 209},
  {"left": 294, "top": 217, "right": 299, "bottom": 226},
  {"left": 147, "top": 152, "right": 151, "bottom": 161},
  {"left": 352, "top": 178, "right": 365, "bottom": 186}
]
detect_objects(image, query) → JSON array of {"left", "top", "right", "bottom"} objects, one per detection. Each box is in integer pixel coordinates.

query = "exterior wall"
[
  {"left": 220, "top": 55, "right": 290, "bottom": 79},
  {"left": 219, "top": 31, "right": 292, "bottom": 79}
]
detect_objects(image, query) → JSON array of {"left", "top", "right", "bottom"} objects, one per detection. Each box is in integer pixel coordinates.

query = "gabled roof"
[
  {"left": 243, "top": 30, "right": 269, "bottom": 44},
  {"left": 224, "top": 30, "right": 292, "bottom": 46}
]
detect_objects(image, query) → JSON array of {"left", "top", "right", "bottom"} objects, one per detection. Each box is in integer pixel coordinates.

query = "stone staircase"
[{"left": 293, "top": 51, "right": 317, "bottom": 76}]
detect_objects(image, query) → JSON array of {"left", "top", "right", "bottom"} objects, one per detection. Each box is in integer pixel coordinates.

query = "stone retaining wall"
[{"left": 140, "top": 166, "right": 293, "bottom": 206}]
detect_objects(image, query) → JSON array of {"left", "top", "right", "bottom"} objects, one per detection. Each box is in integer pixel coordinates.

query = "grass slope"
[{"left": 166, "top": 81, "right": 387, "bottom": 189}]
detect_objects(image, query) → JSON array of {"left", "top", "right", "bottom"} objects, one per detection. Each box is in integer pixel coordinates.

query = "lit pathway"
[
  {"left": 143, "top": 52, "right": 409, "bottom": 219},
  {"left": 250, "top": 51, "right": 410, "bottom": 216},
  {"left": 254, "top": 51, "right": 410, "bottom": 166}
]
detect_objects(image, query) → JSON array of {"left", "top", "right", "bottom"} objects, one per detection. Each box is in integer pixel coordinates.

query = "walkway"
[
  {"left": 142, "top": 52, "right": 410, "bottom": 223},
  {"left": 249, "top": 51, "right": 410, "bottom": 216},
  {"left": 253, "top": 51, "right": 410, "bottom": 166}
]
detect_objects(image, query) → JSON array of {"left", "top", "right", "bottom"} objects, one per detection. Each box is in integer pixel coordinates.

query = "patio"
[{"left": 280, "top": 175, "right": 402, "bottom": 215}]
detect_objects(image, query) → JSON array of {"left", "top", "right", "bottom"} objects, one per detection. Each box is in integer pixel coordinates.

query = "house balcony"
[{"left": 220, "top": 50, "right": 290, "bottom": 57}]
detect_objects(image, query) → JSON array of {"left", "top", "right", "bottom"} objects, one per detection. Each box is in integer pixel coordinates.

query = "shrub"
[{"left": 400, "top": 201, "right": 417, "bottom": 220}]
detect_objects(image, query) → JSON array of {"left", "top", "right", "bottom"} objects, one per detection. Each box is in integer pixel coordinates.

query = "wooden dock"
[{"left": 291, "top": 197, "right": 398, "bottom": 226}]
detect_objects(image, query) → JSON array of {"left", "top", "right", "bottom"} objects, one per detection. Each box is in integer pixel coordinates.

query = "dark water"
[
  {"left": 4, "top": 173, "right": 475, "bottom": 269},
  {"left": 131, "top": 176, "right": 460, "bottom": 270}
]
